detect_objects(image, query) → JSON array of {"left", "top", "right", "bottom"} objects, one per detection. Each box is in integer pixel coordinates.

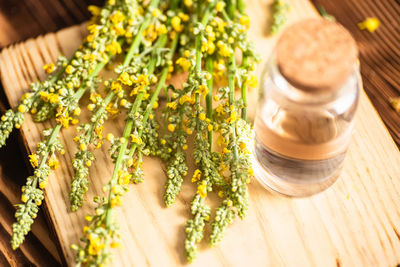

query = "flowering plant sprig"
[
  {"left": 270, "top": 0, "right": 290, "bottom": 35},
  {"left": 73, "top": 0, "right": 181, "bottom": 263},
  {"left": 10, "top": 0, "right": 140, "bottom": 250}
]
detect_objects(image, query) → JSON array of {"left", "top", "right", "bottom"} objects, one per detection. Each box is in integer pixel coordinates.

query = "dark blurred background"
[{"left": 0, "top": 0, "right": 398, "bottom": 266}]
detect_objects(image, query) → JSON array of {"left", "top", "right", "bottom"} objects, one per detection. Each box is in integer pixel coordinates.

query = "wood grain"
[
  {"left": 0, "top": 0, "right": 400, "bottom": 266},
  {"left": 311, "top": 0, "right": 400, "bottom": 148}
]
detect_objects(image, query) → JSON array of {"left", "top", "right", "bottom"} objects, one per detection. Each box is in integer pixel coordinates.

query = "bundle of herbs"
[{"left": 0, "top": 0, "right": 262, "bottom": 265}]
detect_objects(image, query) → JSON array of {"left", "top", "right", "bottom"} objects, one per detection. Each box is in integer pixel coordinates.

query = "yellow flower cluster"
[
  {"left": 197, "top": 181, "right": 207, "bottom": 198},
  {"left": 176, "top": 57, "right": 191, "bottom": 71},
  {"left": 29, "top": 154, "right": 39, "bottom": 168},
  {"left": 43, "top": 63, "right": 55, "bottom": 74},
  {"left": 191, "top": 169, "right": 202, "bottom": 183},
  {"left": 39, "top": 92, "right": 60, "bottom": 104}
]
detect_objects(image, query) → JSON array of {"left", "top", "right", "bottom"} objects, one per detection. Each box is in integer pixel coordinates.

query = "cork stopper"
[{"left": 276, "top": 19, "right": 358, "bottom": 92}]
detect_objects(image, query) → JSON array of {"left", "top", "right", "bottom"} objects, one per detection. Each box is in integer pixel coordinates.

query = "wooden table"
[{"left": 0, "top": 0, "right": 399, "bottom": 266}]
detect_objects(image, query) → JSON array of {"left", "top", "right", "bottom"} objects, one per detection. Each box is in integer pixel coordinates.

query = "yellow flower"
[
  {"left": 217, "top": 135, "right": 226, "bottom": 147},
  {"left": 358, "top": 17, "right": 380, "bottom": 33},
  {"left": 65, "top": 65, "right": 73, "bottom": 74},
  {"left": 179, "top": 95, "right": 193, "bottom": 105},
  {"left": 217, "top": 41, "right": 231, "bottom": 57},
  {"left": 152, "top": 8, "right": 161, "bottom": 18},
  {"left": 166, "top": 102, "right": 178, "bottom": 110},
  {"left": 196, "top": 85, "right": 209, "bottom": 97},
  {"left": 192, "top": 169, "right": 202, "bottom": 183},
  {"left": 171, "top": 16, "right": 183, "bottom": 32},
  {"left": 21, "top": 194, "right": 28, "bottom": 203},
  {"left": 239, "top": 15, "right": 250, "bottom": 29},
  {"left": 87, "top": 104, "right": 96, "bottom": 111},
  {"left": 186, "top": 128, "right": 193, "bottom": 135},
  {"left": 130, "top": 134, "right": 143, "bottom": 144},
  {"left": 153, "top": 101, "right": 159, "bottom": 109},
  {"left": 110, "top": 10, "right": 125, "bottom": 24},
  {"left": 198, "top": 113, "right": 206, "bottom": 121},
  {"left": 73, "top": 107, "right": 81, "bottom": 116},
  {"left": 43, "top": 63, "right": 55, "bottom": 73},
  {"left": 178, "top": 12, "right": 189, "bottom": 22},
  {"left": 156, "top": 24, "right": 168, "bottom": 35},
  {"left": 184, "top": 0, "right": 192, "bottom": 7},
  {"left": 48, "top": 93, "right": 59, "bottom": 104},
  {"left": 168, "top": 124, "right": 176, "bottom": 132},
  {"left": 176, "top": 57, "right": 191, "bottom": 71},
  {"left": 105, "top": 41, "right": 122, "bottom": 55},
  {"left": 208, "top": 124, "right": 213, "bottom": 131},
  {"left": 18, "top": 104, "right": 27, "bottom": 113},
  {"left": 48, "top": 157, "right": 59, "bottom": 170},
  {"left": 39, "top": 180, "right": 47, "bottom": 189},
  {"left": 110, "top": 242, "right": 121, "bottom": 248},
  {"left": 80, "top": 143, "right": 87, "bottom": 151},
  {"left": 88, "top": 236, "right": 105, "bottom": 255},
  {"left": 106, "top": 103, "right": 119, "bottom": 116},
  {"left": 197, "top": 181, "right": 207, "bottom": 198},
  {"left": 216, "top": 105, "right": 225, "bottom": 116},
  {"left": 108, "top": 0, "right": 115, "bottom": 5},
  {"left": 119, "top": 72, "right": 132, "bottom": 85},
  {"left": 88, "top": 5, "right": 101, "bottom": 16},
  {"left": 216, "top": 1, "right": 225, "bottom": 12},
  {"left": 245, "top": 74, "right": 258, "bottom": 88},
  {"left": 29, "top": 154, "right": 39, "bottom": 168},
  {"left": 110, "top": 196, "right": 122, "bottom": 208},
  {"left": 226, "top": 110, "right": 238, "bottom": 123},
  {"left": 218, "top": 191, "right": 224, "bottom": 198},
  {"left": 111, "top": 81, "right": 122, "bottom": 93},
  {"left": 118, "top": 170, "right": 131, "bottom": 185},
  {"left": 106, "top": 133, "right": 114, "bottom": 141}
]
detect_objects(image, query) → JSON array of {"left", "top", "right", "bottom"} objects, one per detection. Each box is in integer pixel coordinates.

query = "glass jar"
[{"left": 252, "top": 19, "right": 361, "bottom": 197}]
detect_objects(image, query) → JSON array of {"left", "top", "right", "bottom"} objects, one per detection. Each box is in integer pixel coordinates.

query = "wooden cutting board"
[{"left": 1, "top": 0, "right": 400, "bottom": 266}]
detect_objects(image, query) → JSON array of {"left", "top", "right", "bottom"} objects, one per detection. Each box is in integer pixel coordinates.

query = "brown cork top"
[{"left": 276, "top": 19, "right": 358, "bottom": 92}]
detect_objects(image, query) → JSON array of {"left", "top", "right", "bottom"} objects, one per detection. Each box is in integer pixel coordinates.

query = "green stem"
[
  {"left": 227, "top": 0, "right": 236, "bottom": 18},
  {"left": 237, "top": 0, "right": 245, "bottom": 14},
  {"left": 228, "top": 54, "right": 239, "bottom": 160},
  {"left": 205, "top": 57, "right": 213, "bottom": 149},
  {"left": 128, "top": 35, "right": 179, "bottom": 158},
  {"left": 105, "top": 35, "right": 170, "bottom": 226},
  {"left": 240, "top": 56, "right": 247, "bottom": 120}
]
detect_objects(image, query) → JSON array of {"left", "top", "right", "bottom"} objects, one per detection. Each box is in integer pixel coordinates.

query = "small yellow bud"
[
  {"left": 87, "top": 104, "right": 95, "bottom": 111},
  {"left": 199, "top": 113, "right": 206, "bottom": 120},
  {"left": 183, "top": 144, "right": 188, "bottom": 150},
  {"left": 106, "top": 133, "right": 114, "bottom": 141},
  {"left": 120, "top": 99, "right": 127, "bottom": 106},
  {"left": 18, "top": 104, "right": 27, "bottom": 113},
  {"left": 152, "top": 101, "right": 159, "bottom": 109},
  {"left": 21, "top": 194, "right": 28, "bottom": 203},
  {"left": 85, "top": 160, "right": 92, "bottom": 167},
  {"left": 80, "top": 143, "right": 87, "bottom": 151},
  {"left": 216, "top": 1, "right": 225, "bottom": 12},
  {"left": 39, "top": 181, "right": 47, "bottom": 189},
  {"left": 73, "top": 107, "right": 81, "bottom": 116},
  {"left": 168, "top": 124, "right": 176, "bottom": 132},
  {"left": 152, "top": 8, "right": 161, "bottom": 18},
  {"left": 186, "top": 129, "right": 193, "bottom": 135}
]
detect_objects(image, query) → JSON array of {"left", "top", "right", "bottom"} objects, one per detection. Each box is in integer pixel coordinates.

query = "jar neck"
[{"left": 266, "top": 56, "right": 360, "bottom": 106}]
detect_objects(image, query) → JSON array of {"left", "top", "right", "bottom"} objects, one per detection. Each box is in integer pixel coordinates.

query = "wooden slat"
[
  {"left": 0, "top": 0, "right": 400, "bottom": 266},
  {"left": 311, "top": 0, "right": 400, "bottom": 147}
]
